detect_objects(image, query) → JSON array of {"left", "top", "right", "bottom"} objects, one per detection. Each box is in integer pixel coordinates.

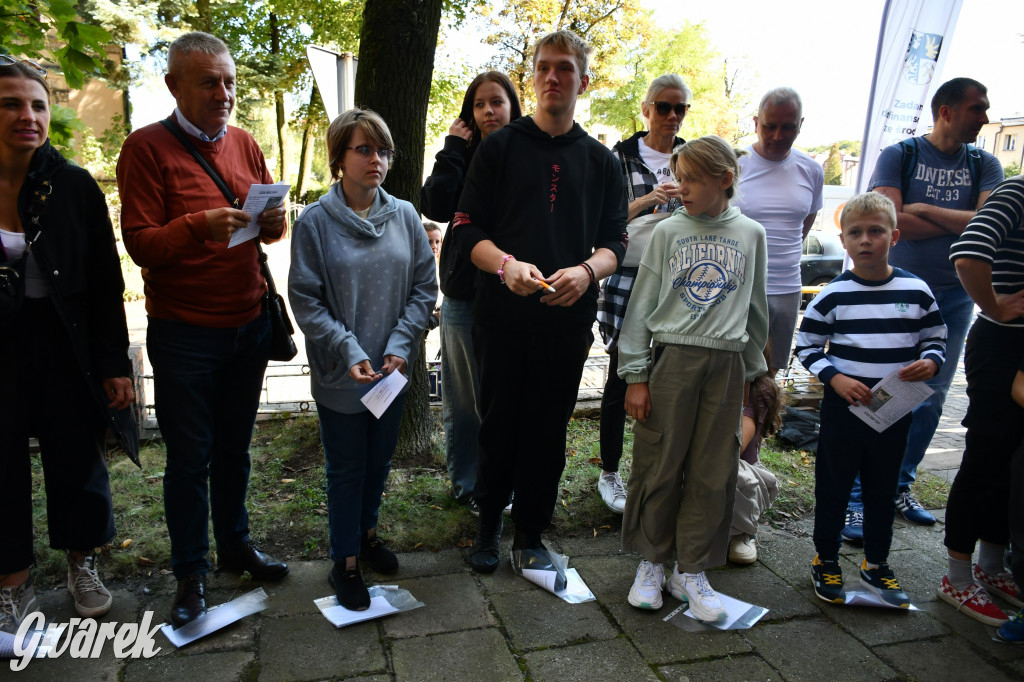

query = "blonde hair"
[
  {"left": 670, "top": 136, "right": 746, "bottom": 200},
  {"left": 532, "top": 30, "right": 592, "bottom": 76},
  {"left": 841, "top": 192, "right": 897, "bottom": 231},
  {"left": 326, "top": 108, "right": 394, "bottom": 181}
]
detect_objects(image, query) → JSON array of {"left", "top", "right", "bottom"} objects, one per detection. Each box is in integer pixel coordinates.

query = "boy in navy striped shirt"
[{"left": 796, "top": 192, "right": 947, "bottom": 607}]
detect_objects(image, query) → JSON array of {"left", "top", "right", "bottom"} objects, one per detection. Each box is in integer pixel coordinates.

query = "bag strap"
[{"left": 159, "top": 117, "right": 281, "bottom": 300}]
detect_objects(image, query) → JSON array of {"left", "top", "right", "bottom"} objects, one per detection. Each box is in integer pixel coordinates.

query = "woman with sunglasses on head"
[
  {"left": 288, "top": 108, "right": 437, "bottom": 611},
  {"left": 596, "top": 74, "right": 691, "bottom": 514},
  {"left": 421, "top": 72, "right": 522, "bottom": 514},
  {"left": 0, "top": 58, "right": 136, "bottom": 633}
]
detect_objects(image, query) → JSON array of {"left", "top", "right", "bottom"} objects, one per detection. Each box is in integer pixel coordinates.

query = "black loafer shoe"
[
  {"left": 328, "top": 562, "right": 370, "bottom": 611},
  {"left": 218, "top": 541, "right": 289, "bottom": 581},
  {"left": 360, "top": 534, "right": 398, "bottom": 575},
  {"left": 469, "top": 516, "right": 503, "bottom": 574},
  {"left": 171, "top": 574, "right": 207, "bottom": 629}
]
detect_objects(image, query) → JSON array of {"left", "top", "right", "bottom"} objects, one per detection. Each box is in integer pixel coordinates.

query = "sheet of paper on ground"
[{"left": 161, "top": 588, "right": 269, "bottom": 647}]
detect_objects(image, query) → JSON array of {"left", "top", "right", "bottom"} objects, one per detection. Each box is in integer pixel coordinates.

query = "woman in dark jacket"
[
  {"left": 595, "top": 74, "right": 691, "bottom": 513},
  {"left": 421, "top": 72, "right": 521, "bottom": 512},
  {"left": 0, "top": 59, "right": 137, "bottom": 633}
]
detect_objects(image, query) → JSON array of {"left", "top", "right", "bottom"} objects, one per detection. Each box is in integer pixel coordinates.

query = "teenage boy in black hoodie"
[{"left": 453, "top": 30, "right": 628, "bottom": 572}]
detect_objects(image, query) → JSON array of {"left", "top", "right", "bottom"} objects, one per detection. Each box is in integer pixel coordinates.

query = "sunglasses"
[
  {"left": 653, "top": 101, "right": 690, "bottom": 116},
  {"left": 346, "top": 145, "right": 395, "bottom": 163},
  {"left": 0, "top": 55, "right": 47, "bottom": 77}
]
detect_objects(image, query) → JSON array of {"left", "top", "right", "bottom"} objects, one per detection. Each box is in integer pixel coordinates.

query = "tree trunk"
[
  {"left": 354, "top": 0, "right": 443, "bottom": 463},
  {"left": 194, "top": 0, "right": 212, "bottom": 32},
  {"left": 270, "top": 13, "right": 287, "bottom": 182},
  {"left": 295, "top": 89, "right": 317, "bottom": 202}
]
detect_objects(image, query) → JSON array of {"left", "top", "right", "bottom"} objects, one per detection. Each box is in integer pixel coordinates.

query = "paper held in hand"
[
  {"left": 848, "top": 368, "right": 934, "bottom": 433},
  {"left": 360, "top": 370, "right": 408, "bottom": 419},
  {"left": 229, "top": 182, "right": 291, "bottom": 247}
]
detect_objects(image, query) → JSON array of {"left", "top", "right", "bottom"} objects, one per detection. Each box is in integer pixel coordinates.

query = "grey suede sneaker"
[
  {"left": 68, "top": 554, "right": 112, "bottom": 617},
  {"left": 0, "top": 576, "right": 40, "bottom": 634}
]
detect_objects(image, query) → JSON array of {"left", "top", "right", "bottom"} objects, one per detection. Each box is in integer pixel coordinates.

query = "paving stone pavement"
[{"left": 6, "top": 511, "right": 1023, "bottom": 681}]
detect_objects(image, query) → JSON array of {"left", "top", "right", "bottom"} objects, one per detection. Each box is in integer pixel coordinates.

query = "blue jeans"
[
  {"left": 318, "top": 394, "right": 407, "bottom": 561},
  {"left": 439, "top": 297, "right": 480, "bottom": 502},
  {"left": 850, "top": 284, "right": 974, "bottom": 504},
  {"left": 147, "top": 312, "right": 270, "bottom": 578}
]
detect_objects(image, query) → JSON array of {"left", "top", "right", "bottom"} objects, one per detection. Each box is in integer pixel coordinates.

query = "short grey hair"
[
  {"left": 644, "top": 74, "right": 692, "bottom": 106},
  {"left": 167, "top": 32, "right": 229, "bottom": 74},
  {"left": 758, "top": 86, "right": 802, "bottom": 119}
]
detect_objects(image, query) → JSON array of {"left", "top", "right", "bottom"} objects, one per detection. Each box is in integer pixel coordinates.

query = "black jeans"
[
  {"left": 1, "top": 297, "right": 114, "bottom": 573},
  {"left": 598, "top": 346, "right": 627, "bottom": 473},
  {"left": 944, "top": 318, "right": 1024, "bottom": 554},
  {"left": 473, "top": 323, "right": 593, "bottom": 535}
]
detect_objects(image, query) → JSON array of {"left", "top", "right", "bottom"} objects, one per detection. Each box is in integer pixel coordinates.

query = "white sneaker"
[
  {"left": 668, "top": 568, "right": 727, "bottom": 622},
  {"left": 598, "top": 472, "right": 627, "bottom": 514},
  {"left": 728, "top": 534, "right": 757, "bottom": 564},
  {"left": 627, "top": 560, "right": 665, "bottom": 610}
]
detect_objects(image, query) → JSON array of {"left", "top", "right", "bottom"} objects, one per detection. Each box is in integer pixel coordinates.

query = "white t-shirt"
[
  {"left": 638, "top": 136, "right": 674, "bottom": 186},
  {"left": 734, "top": 147, "right": 824, "bottom": 295}
]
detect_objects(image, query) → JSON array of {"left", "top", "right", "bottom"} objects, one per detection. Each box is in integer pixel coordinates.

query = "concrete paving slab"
[
  {"left": 875, "top": 636, "right": 1019, "bottom": 681},
  {"left": 874, "top": 548, "right": 945, "bottom": 605},
  {"left": 379, "top": 548, "right": 466, "bottom": 579},
  {"left": 381, "top": 573, "right": 492, "bottom": 638},
  {"left": 391, "top": 628, "right": 522, "bottom": 681},
  {"left": 523, "top": 637, "right": 658, "bottom": 682},
  {"left": 122, "top": 651, "right": 253, "bottom": 682},
  {"left": 658, "top": 654, "right": 782, "bottom": 681},
  {"left": 1, "top": 648, "right": 124, "bottom": 681},
  {"left": 154, "top": 615, "right": 258, "bottom": 657},
  {"left": 745, "top": 618, "right": 897, "bottom": 681},
  {"left": 569, "top": 554, "right": 648, "bottom": 603},
  {"left": 604, "top": 601, "right": 752, "bottom": 664},
  {"left": 257, "top": 612, "right": 385, "bottom": 681},
  {"left": 890, "top": 522, "right": 948, "bottom": 565},
  {"left": 918, "top": 601, "right": 1024, "bottom": 663},
  {"left": 705, "top": 565, "right": 819, "bottom": 621},
  {"left": 473, "top": 562, "right": 541, "bottom": 595},
  {"left": 556, "top": 530, "right": 625, "bottom": 558},
  {"left": 490, "top": 588, "right": 618, "bottom": 650},
  {"left": 819, "top": 601, "right": 948, "bottom": 647},
  {"left": 261, "top": 560, "right": 330, "bottom": 617}
]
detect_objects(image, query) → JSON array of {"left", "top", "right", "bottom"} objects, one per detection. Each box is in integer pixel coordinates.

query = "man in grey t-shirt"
[{"left": 840, "top": 78, "right": 1002, "bottom": 541}]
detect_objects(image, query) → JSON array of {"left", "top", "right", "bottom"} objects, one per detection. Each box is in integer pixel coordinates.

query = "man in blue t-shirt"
[{"left": 840, "top": 78, "right": 1003, "bottom": 541}]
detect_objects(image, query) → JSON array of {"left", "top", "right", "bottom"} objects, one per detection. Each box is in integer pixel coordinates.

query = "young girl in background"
[{"left": 617, "top": 136, "right": 768, "bottom": 621}]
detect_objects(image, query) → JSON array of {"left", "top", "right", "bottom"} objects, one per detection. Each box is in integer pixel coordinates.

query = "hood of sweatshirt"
[
  {"left": 316, "top": 181, "right": 399, "bottom": 239},
  {"left": 508, "top": 116, "right": 589, "bottom": 145}
]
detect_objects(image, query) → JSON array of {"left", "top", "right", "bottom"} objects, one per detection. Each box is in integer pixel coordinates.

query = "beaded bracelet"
[
  {"left": 498, "top": 254, "right": 515, "bottom": 285},
  {"left": 580, "top": 261, "right": 596, "bottom": 286}
]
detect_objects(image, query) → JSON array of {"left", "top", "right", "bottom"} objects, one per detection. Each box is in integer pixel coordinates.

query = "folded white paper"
[
  {"left": 160, "top": 587, "right": 269, "bottom": 647},
  {"left": 359, "top": 370, "right": 408, "bottom": 419}
]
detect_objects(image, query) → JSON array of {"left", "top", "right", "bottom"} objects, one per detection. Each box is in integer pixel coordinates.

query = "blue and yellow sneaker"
[
  {"left": 997, "top": 609, "right": 1024, "bottom": 645},
  {"left": 860, "top": 561, "right": 911, "bottom": 608},
  {"left": 812, "top": 555, "right": 846, "bottom": 604}
]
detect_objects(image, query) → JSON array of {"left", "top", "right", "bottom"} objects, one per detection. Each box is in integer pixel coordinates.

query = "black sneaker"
[
  {"left": 859, "top": 561, "right": 911, "bottom": 608},
  {"left": 469, "top": 515, "right": 503, "bottom": 573},
  {"left": 466, "top": 498, "right": 481, "bottom": 517},
  {"left": 360, "top": 533, "right": 398, "bottom": 575},
  {"left": 812, "top": 555, "right": 846, "bottom": 604},
  {"left": 329, "top": 561, "right": 370, "bottom": 611},
  {"left": 840, "top": 506, "right": 864, "bottom": 546}
]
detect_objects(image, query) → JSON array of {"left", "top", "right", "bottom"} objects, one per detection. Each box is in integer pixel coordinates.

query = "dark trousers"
[
  {"left": 813, "top": 384, "right": 911, "bottom": 565},
  {"left": 146, "top": 311, "right": 270, "bottom": 578},
  {"left": 1011, "top": 439, "right": 1024, "bottom": 588},
  {"left": 317, "top": 394, "right": 407, "bottom": 561},
  {"left": 598, "top": 346, "right": 627, "bottom": 473},
  {"left": 1, "top": 298, "right": 114, "bottom": 573},
  {"left": 944, "top": 318, "right": 1024, "bottom": 554},
  {"left": 473, "top": 324, "right": 593, "bottom": 534}
]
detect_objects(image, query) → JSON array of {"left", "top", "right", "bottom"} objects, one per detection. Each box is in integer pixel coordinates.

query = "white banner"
[{"left": 856, "top": 0, "right": 964, "bottom": 192}]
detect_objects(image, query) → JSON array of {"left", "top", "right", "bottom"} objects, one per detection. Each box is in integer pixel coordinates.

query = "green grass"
[{"left": 26, "top": 412, "right": 950, "bottom": 586}]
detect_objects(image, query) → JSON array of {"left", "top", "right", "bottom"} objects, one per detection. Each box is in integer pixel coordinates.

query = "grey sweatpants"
[{"left": 621, "top": 344, "right": 745, "bottom": 572}]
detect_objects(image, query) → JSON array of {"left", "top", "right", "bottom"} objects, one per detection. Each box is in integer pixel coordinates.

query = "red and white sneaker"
[
  {"left": 974, "top": 565, "right": 1023, "bottom": 608},
  {"left": 936, "top": 576, "right": 1009, "bottom": 626}
]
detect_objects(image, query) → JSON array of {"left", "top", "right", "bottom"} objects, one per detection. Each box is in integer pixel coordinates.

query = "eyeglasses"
[
  {"left": 0, "top": 55, "right": 47, "bottom": 77},
  {"left": 652, "top": 101, "right": 690, "bottom": 116},
  {"left": 346, "top": 145, "right": 395, "bottom": 163}
]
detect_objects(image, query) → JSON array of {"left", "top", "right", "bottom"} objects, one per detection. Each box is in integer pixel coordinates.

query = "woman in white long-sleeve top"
[{"left": 288, "top": 109, "right": 437, "bottom": 611}]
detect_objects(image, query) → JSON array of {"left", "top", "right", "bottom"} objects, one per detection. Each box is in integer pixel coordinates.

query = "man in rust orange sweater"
[{"left": 117, "top": 31, "right": 288, "bottom": 629}]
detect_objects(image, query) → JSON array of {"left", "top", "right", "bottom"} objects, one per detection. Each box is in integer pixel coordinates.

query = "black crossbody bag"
[{"left": 160, "top": 118, "right": 297, "bottom": 361}]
